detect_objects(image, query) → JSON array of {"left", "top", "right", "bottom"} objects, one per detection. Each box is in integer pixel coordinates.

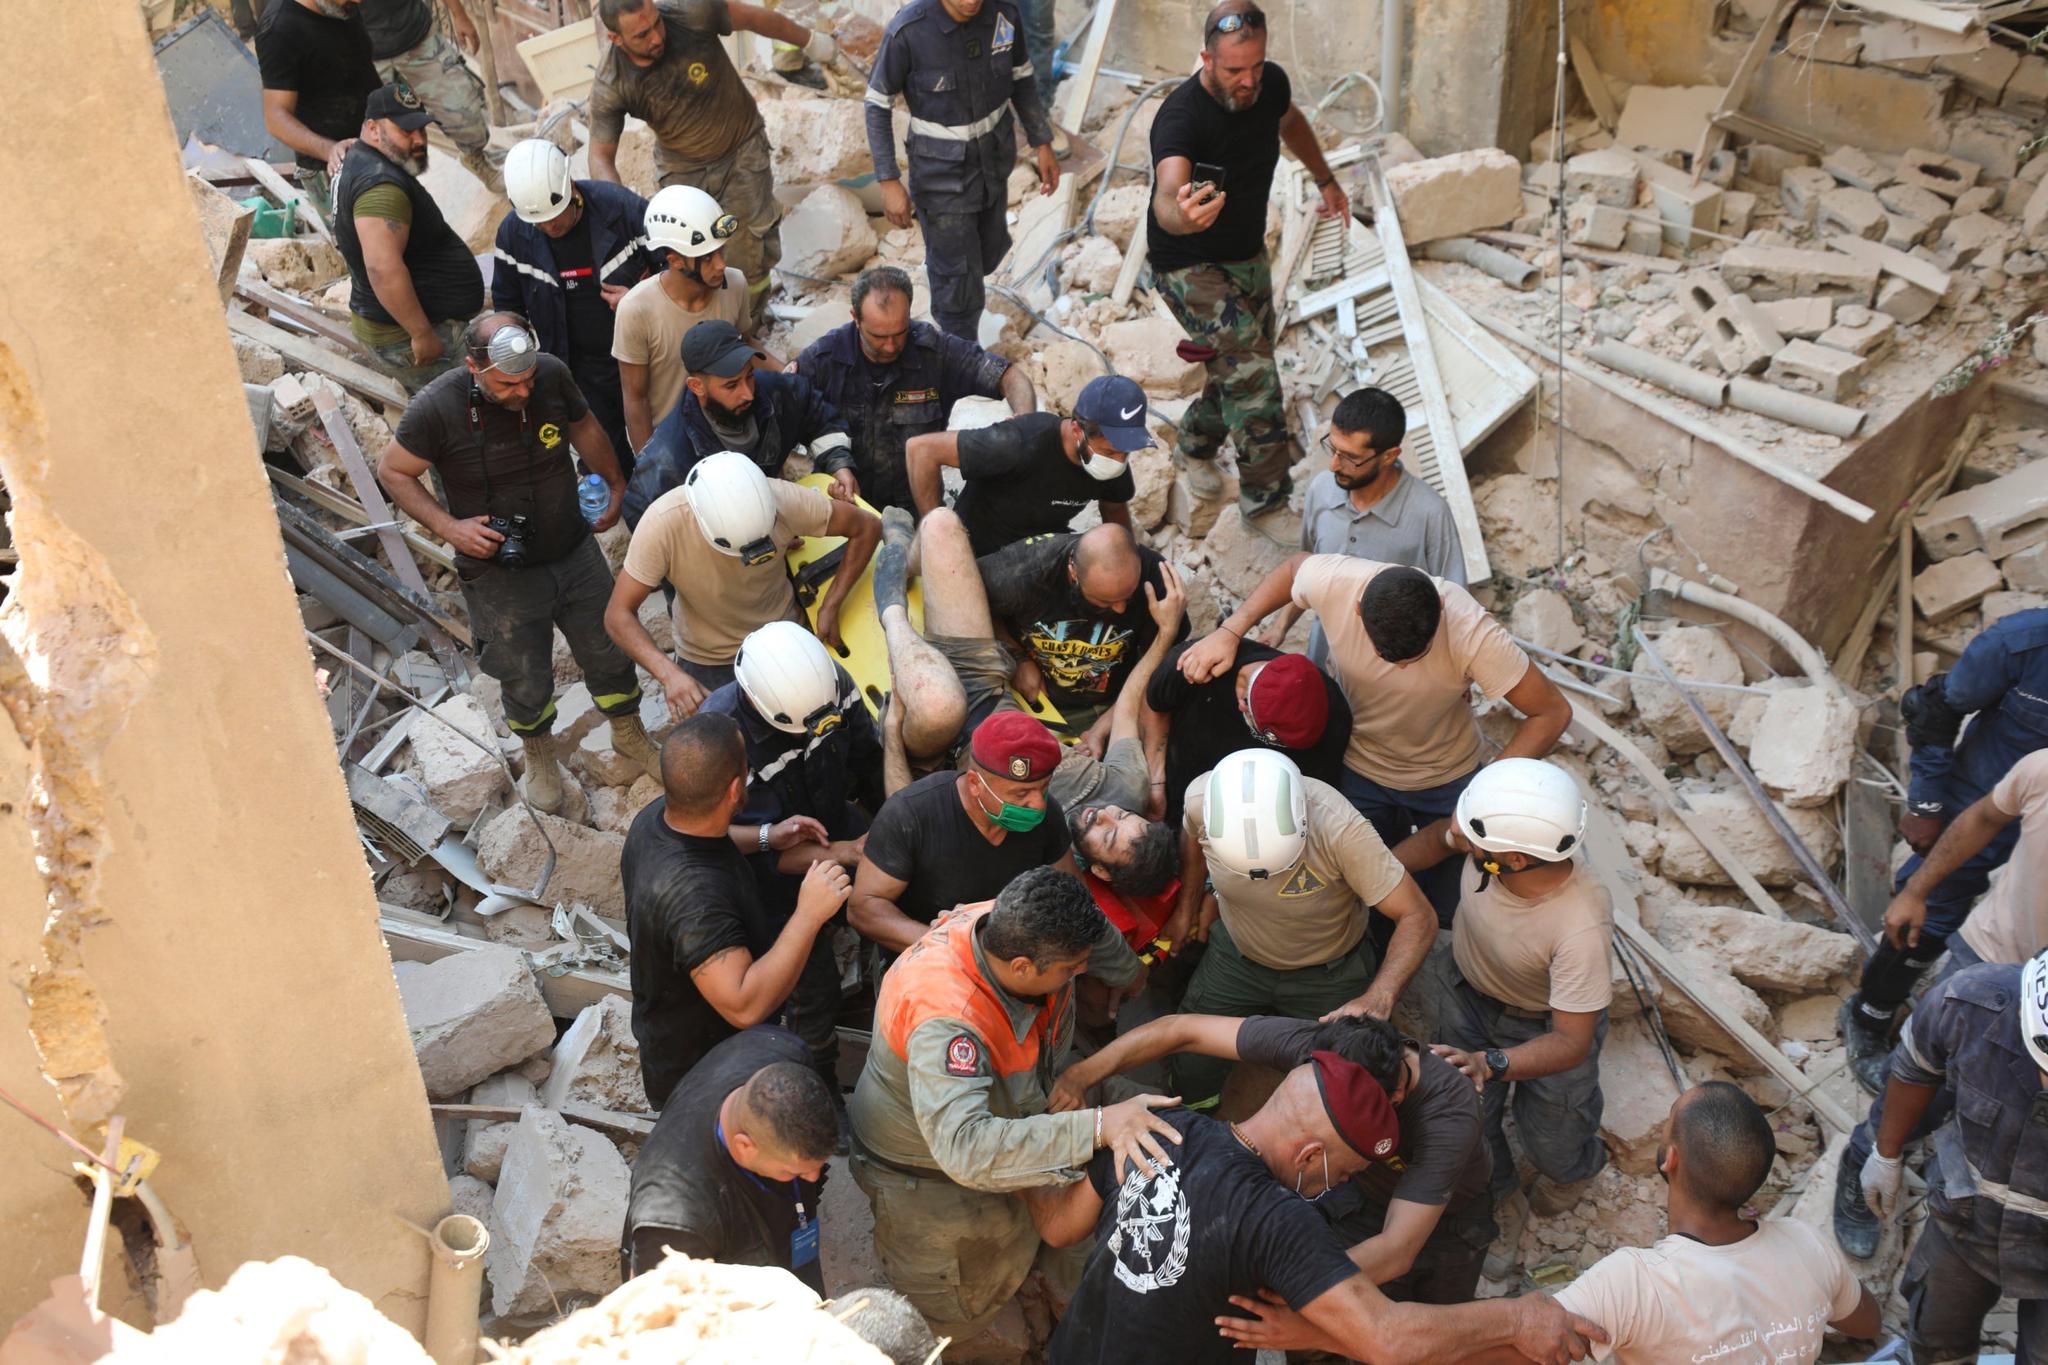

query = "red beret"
[
  {"left": 970, "top": 710, "right": 1062, "bottom": 783},
  {"left": 1245, "top": 654, "right": 1330, "bottom": 749},
  {"left": 1312, "top": 1049, "right": 1400, "bottom": 1161}
]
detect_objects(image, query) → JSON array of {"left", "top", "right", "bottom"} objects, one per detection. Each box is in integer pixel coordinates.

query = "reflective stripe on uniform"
[
  {"left": 600, "top": 237, "right": 649, "bottom": 281},
  {"left": 908, "top": 105, "right": 1007, "bottom": 142},
  {"left": 865, "top": 86, "right": 893, "bottom": 109},
  {"left": 813, "top": 431, "right": 852, "bottom": 455},
  {"left": 506, "top": 699, "right": 558, "bottom": 733},
  {"left": 592, "top": 688, "right": 643, "bottom": 712},
  {"left": 492, "top": 248, "right": 560, "bottom": 289},
  {"left": 1014, "top": 62, "right": 1034, "bottom": 79},
  {"left": 1966, "top": 1155, "right": 2048, "bottom": 1220}
]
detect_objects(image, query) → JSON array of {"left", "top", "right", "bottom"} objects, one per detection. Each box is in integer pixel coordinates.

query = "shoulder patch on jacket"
[{"left": 945, "top": 1032, "right": 983, "bottom": 1076}]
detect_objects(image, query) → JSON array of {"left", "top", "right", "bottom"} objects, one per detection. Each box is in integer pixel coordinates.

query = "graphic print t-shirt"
[
  {"left": 981, "top": 533, "right": 1187, "bottom": 714},
  {"left": 1045, "top": 1111, "right": 1360, "bottom": 1365}
]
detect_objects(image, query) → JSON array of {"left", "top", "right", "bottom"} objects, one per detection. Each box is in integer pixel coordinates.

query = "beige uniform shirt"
[
  {"left": 1554, "top": 1222, "right": 1863, "bottom": 1365},
  {"left": 1185, "top": 775, "right": 1408, "bottom": 970},
  {"left": 1451, "top": 856, "right": 1614, "bottom": 1015},
  {"left": 621, "top": 480, "right": 832, "bottom": 665},
  {"left": 611, "top": 268, "right": 751, "bottom": 433},
  {"left": 1960, "top": 748, "right": 2048, "bottom": 964},
  {"left": 1290, "top": 555, "right": 1530, "bottom": 789}
]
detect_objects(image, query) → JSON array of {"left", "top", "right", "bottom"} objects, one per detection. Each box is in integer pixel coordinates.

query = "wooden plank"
[
  {"left": 235, "top": 279, "right": 367, "bottom": 355},
  {"left": 1691, "top": 0, "right": 1798, "bottom": 183},
  {"left": 382, "top": 915, "right": 628, "bottom": 1019},
  {"left": 1054, "top": 0, "right": 1119, "bottom": 133},
  {"left": 431, "top": 1102, "right": 654, "bottom": 1139},
  {"left": 1567, "top": 34, "right": 1620, "bottom": 131},
  {"left": 1827, "top": 0, "right": 1978, "bottom": 34},
  {"left": 1416, "top": 274, "right": 1540, "bottom": 453},
  {"left": 227, "top": 309, "right": 409, "bottom": 410},
  {"left": 242, "top": 155, "right": 332, "bottom": 242},
  {"left": 1708, "top": 109, "right": 1824, "bottom": 157},
  {"left": 1111, "top": 216, "right": 1148, "bottom": 307},
  {"left": 268, "top": 465, "right": 458, "bottom": 572},
  {"left": 1269, "top": 198, "right": 1318, "bottom": 313},
  {"left": 1292, "top": 266, "right": 1392, "bottom": 322}
]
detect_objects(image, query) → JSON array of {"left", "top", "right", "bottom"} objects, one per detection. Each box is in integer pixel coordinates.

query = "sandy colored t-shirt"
[
  {"left": 1554, "top": 1222, "right": 1862, "bottom": 1365},
  {"left": 586, "top": 1, "right": 762, "bottom": 175},
  {"left": 621, "top": 479, "right": 832, "bottom": 665},
  {"left": 1451, "top": 856, "right": 1613, "bottom": 1015},
  {"left": 1960, "top": 748, "right": 2048, "bottom": 963},
  {"left": 1185, "top": 774, "right": 1407, "bottom": 969},
  {"left": 1290, "top": 555, "right": 1529, "bottom": 789},
  {"left": 612, "top": 268, "right": 751, "bottom": 431}
]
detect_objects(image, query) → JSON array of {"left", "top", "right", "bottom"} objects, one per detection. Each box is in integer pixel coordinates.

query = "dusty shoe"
[
  {"left": 1052, "top": 124, "right": 1073, "bottom": 160},
  {"left": 609, "top": 714, "right": 662, "bottom": 783},
  {"left": 1483, "top": 1190, "right": 1529, "bottom": 1281},
  {"left": 1528, "top": 1170, "right": 1599, "bottom": 1217},
  {"left": 1832, "top": 1142, "right": 1881, "bottom": 1260},
  {"left": 458, "top": 147, "right": 504, "bottom": 196},
  {"left": 1840, "top": 996, "right": 1894, "bottom": 1097},
  {"left": 874, "top": 507, "right": 915, "bottom": 617},
  {"left": 1241, "top": 485, "right": 1301, "bottom": 548},
  {"left": 520, "top": 733, "right": 567, "bottom": 814},
  {"left": 1175, "top": 448, "right": 1226, "bottom": 501}
]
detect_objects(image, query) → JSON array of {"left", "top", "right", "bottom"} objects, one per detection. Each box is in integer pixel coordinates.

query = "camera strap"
[{"left": 468, "top": 382, "right": 531, "bottom": 515}]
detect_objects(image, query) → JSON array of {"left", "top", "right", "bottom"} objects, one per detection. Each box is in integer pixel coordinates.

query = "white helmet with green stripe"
[{"left": 1202, "top": 749, "right": 1307, "bottom": 881}]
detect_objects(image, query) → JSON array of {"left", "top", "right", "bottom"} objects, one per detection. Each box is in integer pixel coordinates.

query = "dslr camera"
[{"left": 488, "top": 514, "right": 535, "bottom": 569}]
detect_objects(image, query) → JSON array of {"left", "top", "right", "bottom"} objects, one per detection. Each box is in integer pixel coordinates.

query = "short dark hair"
[
  {"left": 1359, "top": 566, "right": 1442, "bottom": 662},
  {"left": 982, "top": 866, "right": 1103, "bottom": 968},
  {"left": 1331, "top": 388, "right": 1407, "bottom": 452},
  {"left": 1303, "top": 1014, "right": 1407, "bottom": 1095},
  {"left": 1104, "top": 820, "right": 1179, "bottom": 897},
  {"left": 830, "top": 1288, "right": 940, "bottom": 1365},
  {"left": 852, "top": 266, "right": 915, "bottom": 320},
  {"left": 744, "top": 1061, "right": 839, "bottom": 1162},
  {"left": 1672, "top": 1081, "right": 1775, "bottom": 1210},
  {"left": 660, "top": 713, "right": 746, "bottom": 816},
  {"left": 597, "top": 0, "right": 651, "bottom": 32}
]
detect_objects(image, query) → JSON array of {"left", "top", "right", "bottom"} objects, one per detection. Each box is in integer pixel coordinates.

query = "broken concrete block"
[
  {"left": 574, "top": 723, "right": 649, "bottom": 789},
  {"left": 1568, "top": 197, "right": 1629, "bottom": 249},
  {"left": 1090, "top": 183, "right": 1148, "bottom": 251},
  {"left": 1656, "top": 947, "right": 1777, "bottom": 1070},
  {"left": 1064, "top": 233, "right": 1124, "bottom": 296},
  {"left": 778, "top": 185, "right": 877, "bottom": 278},
  {"left": 1876, "top": 182, "right": 1952, "bottom": 231},
  {"left": 1636, "top": 157, "right": 1723, "bottom": 248},
  {"left": 1509, "top": 588, "right": 1584, "bottom": 655},
  {"left": 450, "top": 1173, "right": 496, "bottom": 1227},
  {"left": 233, "top": 334, "right": 286, "bottom": 386},
  {"left": 1100, "top": 316, "right": 1203, "bottom": 398},
  {"left": 1720, "top": 189, "right": 1757, "bottom": 239},
  {"left": 397, "top": 946, "right": 558, "bottom": 1100},
  {"left": 1383, "top": 148, "right": 1524, "bottom": 243},
  {"left": 1564, "top": 148, "right": 1639, "bottom": 207},
  {"left": 1779, "top": 166, "right": 1838, "bottom": 225},
  {"left": 1819, "top": 145, "right": 1891, "bottom": 192},
  {"left": 244, "top": 237, "right": 347, "bottom": 291},
  {"left": 1982, "top": 590, "right": 2048, "bottom": 627},
  {"left": 188, "top": 172, "right": 255, "bottom": 303},
  {"left": 2005, "top": 52, "right": 2048, "bottom": 112},
  {"left": 1719, "top": 246, "right": 1879, "bottom": 303},
  {"left": 1765, "top": 339, "right": 1869, "bottom": 402},
  {"left": 1677, "top": 272, "right": 1785, "bottom": 374},
  {"left": 1818, "top": 186, "right": 1887, "bottom": 240},
  {"left": 1941, "top": 212, "right": 2017, "bottom": 266},
  {"left": 1199, "top": 504, "right": 1293, "bottom": 600},
  {"left": 1599, "top": 1018, "right": 1685, "bottom": 1175},
  {"left": 1816, "top": 307, "right": 1896, "bottom": 360},
  {"left": 1748, "top": 686, "right": 1858, "bottom": 808},
  {"left": 476, "top": 806, "right": 628, "bottom": 917},
  {"left": 2003, "top": 541, "right": 2048, "bottom": 593},
  {"left": 1953, "top": 184, "right": 2002, "bottom": 217},
  {"left": 1742, "top": 145, "right": 1815, "bottom": 187},
  {"left": 540, "top": 995, "right": 651, "bottom": 1115},
  {"left": 759, "top": 97, "right": 880, "bottom": 186},
  {"left": 1035, "top": 337, "right": 1098, "bottom": 412},
  {"left": 1756, "top": 297, "right": 1834, "bottom": 339},
  {"left": 1655, "top": 903, "right": 1860, "bottom": 993},
  {"left": 1947, "top": 110, "right": 2033, "bottom": 181},
  {"left": 1655, "top": 788, "right": 1842, "bottom": 888},
  {"left": 1614, "top": 84, "right": 1727, "bottom": 154},
  {"left": 1913, "top": 551, "right": 2004, "bottom": 622},
  {"left": 268, "top": 371, "right": 316, "bottom": 426},
  {"left": 1916, "top": 459, "right": 2048, "bottom": 564},
  {"left": 1622, "top": 215, "right": 1664, "bottom": 257},
  {"left": 1875, "top": 277, "right": 1938, "bottom": 324},
  {"left": 410, "top": 693, "right": 505, "bottom": 826},
  {"left": 1881, "top": 212, "right": 1936, "bottom": 251},
  {"left": 488, "top": 1107, "right": 631, "bottom": 1316},
  {"left": 464, "top": 1071, "right": 541, "bottom": 1184},
  {"left": 1937, "top": 41, "right": 2022, "bottom": 102},
  {"left": 1632, "top": 625, "right": 1744, "bottom": 757},
  {"left": 1896, "top": 147, "right": 1981, "bottom": 201}
]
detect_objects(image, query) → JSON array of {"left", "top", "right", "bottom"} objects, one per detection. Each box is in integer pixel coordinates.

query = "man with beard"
[
  {"left": 1147, "top": 0, "right": 1349, "bottom": 540},
  {"left": 377, "top": 314, "right": 659, "bottom": 809},
  {"left": 623, "top": 321, "right": 856, "bottom": 527},
  {"left": 1256, "top": 388, "right": 1468, "bottom": 669},
  {"left": 256, "top": 0, "right": 379, "bottom": 216},
  {"left": 333, "top": 84, "right": 485, "bottom": 392}
]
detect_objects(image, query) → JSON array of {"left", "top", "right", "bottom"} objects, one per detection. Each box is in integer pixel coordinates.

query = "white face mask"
[{"left": 1082, "top": 450, "right": 1126, "bottom": 481}]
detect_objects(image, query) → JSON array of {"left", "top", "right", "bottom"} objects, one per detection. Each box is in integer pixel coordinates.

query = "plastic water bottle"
[{"left": 577, "top": 473, "right": 609, "bottom": 526}]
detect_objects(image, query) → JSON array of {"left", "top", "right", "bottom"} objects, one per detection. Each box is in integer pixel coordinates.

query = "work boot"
[
  {"left": 1052, "top": 124, "right": 1073, "bottom": 161},
  {"left": 1173, "top": 450, "right": 1229, "bottom": 538},
  {"left": 520, "top": 733, "right": 567, "bottom": 815},
  {"left": 458, "top": 146, "right": 504, "bottom": 196},
  {"left": 1528, "top": 1171, "right": 1599, "bottom": 1217},
  {"left": 1832, "top": 1141, "right": 1881, "bottom": 1259},
  {"left": 1241, "top": 484, "right": 1301, "bottom": 548},
  {"left": 873, "top": 507, "right": 914, "bottom": 618},
  {"left": 1482, "top": 1190, "right": 1529, "bottom": 1281},
  {"left": 1840, "top": 996, "right": 1894, "bottom": 1097},
  {"left": 609, "top": 714, "right": 662, "bottom": 783}
]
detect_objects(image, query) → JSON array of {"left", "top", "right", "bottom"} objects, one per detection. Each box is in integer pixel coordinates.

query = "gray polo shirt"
[{"left": 1299, "top": 469, "right": 1466, "bottom": 667}]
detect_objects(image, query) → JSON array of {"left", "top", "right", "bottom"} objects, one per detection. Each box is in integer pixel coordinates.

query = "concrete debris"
[
  {"left": 1598, "top": 1018, "right": 1685, "bottom": 1174},
  {"left": 397, "top": 945, "right": 557, "bottom": 1100},
  {"left": 1764, "top": 339, "right": 1868, "bottom": 402},
  {"left": 540, "top": 995, "right": 652, "bottom": 1115},
  {"left": 103, "top": 1257, "right": 432, "bottom": 1363},
  {"left": 2004, "top": 542, "right": 2048, "bottom": 593},
  {"left": 1719, "top": 246, "right": 1879, "bottom": 304},
  {"left": 1629, "top": 625, "right": 1743, "bottom": 756},
  {"left": 780, "top": 185, "right": 877, "bottom": 278},
  {"left": 1654, "top": 946, "right": 1778, "bottom": 1069},
  {"left": 758, "top": 97, "right": 877, "bottom": 187},
  {"left": 1913, "top": 551, "right": 2004, "bottom": 622},
  {"left": 1652, "top": 903, "right": 1860, "bottom": 994},
  {"left": 1090, "top": 183, "right": 1149, "bottom": 252},
  {"left": 476, "top": 807, "right": 628, "bottom": 916},
  {"left": 409, "top": 693, "right": 505, "bottom": 826},
  {"left": 233, "top": 334, "right": 286, "bottom": 385},
  {"left": 1817, "top": 185, "right": 1886, "bottom": 240},
  {"left": 1981, "top": 589, "right": 2048, "bottom": 626},
  {"left": 1655, "top": 787, "right": 1843, "bottom": 888},
  {"left": 1564, "top": 148, "right": 1639, "bottom": 207},
  {"left": 487, "top": 1107, "right": 633, "bottom": 1317},
  {"left": 1098, "top": 316, "right": 1202, "bottom": 397},
  {"left": 244, "top": 237, "right": 346, "bottom": 291},
  {"left": 1473, "top": 475, "right": 1562, "bottom": 578},
  {"left": 1748, "top": 686, "right": 1857, "bottom": 808},
  {"left": 1064, "top": 234, "right": 1125, "bottom": 296},
  {"left": 465, "top": 1070, "right": 542, "bottom": 1183},
  {"left": 1509, "top": 588, "right": 1585, "bottom": 655},
  {"left": 450, "top": 1172, "right": 497, "bottom": 1227},
  {"left": 1384, "top": 148, "right": 1524, "bottom": 244},
  {"left": 1035, "top": 337, "right": 1100, "bottom": 411}
]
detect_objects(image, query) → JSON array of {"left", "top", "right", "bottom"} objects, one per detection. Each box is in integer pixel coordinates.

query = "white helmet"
[
  {"left": 736, "top": 621, "right": 843, "bottom": 736},
  {"left": 1453, "top": 758, "right": 1586, "bottom": 861},
  {"left": 683, "top": 452, "right": 779, "bottom": 564},
  {"left": 646, "top": 184, "right": 738, "bottom": 258},
  {"left": 1201, "top": 749, "right": 1308, "bottom": 881},
  {"left": 2022, "top": 947, "right": 2048, "bottom": 1074},
  {"left": 505, "top": 139, "right": 574, "bottom": 225}
]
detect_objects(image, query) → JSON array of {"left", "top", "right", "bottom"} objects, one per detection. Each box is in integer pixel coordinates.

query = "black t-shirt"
[
  {"left": 1047, "top": 1110, "right": 1360, "bottom": 1365},
  {"left": 355, "top": 0, "right": 434, "bottom": 59},
  {"left": 952, "top": 411, "right": 1136, "bottom": 558},
  {"left": 394, "top": 354, "right": 592, "bottom": 570},
  {"left": 1146, "top": 641, "right": 1353, "bottom": 828},
  {"left": 1236, "top": 1016, "right": 1490, "bottom": 1210},
  {"left": 256, "top": 0, "right": 380, "bottom": 172},
  {"left": 1145, "top": 65, "right": 1293, "bottom": 274},
  {"left": 860, "top": 771, "right": 1070, "bottom": 927},
  {"left": 624, "top": 1025, "right": 826, "bottom": 1292},
  {"left": 981, "top": 534, "right": 1190, "bottom": 716},
  {"left": 621, "top": 800, "right": 789, "bottom": 1108},
  {"left": 550, "top": 213, "right": 615, "bottom": 360}
]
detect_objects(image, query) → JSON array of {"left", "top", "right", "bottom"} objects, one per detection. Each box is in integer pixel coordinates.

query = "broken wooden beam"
[{"left": 228, "top": 308, "right": 409, "bottom": 410}]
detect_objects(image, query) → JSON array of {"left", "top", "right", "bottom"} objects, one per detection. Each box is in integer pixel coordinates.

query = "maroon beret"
[
  {"left": 1245, "top": 654, "right": 1330, "bottom": 749},
  {"left": 970, "top": 710, "right": 1062, "bottom": 783},
  {"left": 1312, "top": 1049, "right": 1400, "bottom": 1161}
]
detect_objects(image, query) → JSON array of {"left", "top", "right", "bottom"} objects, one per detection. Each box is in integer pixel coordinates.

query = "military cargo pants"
[
  {"left": 661, "top": 129, "right": 782, "bottom": 328},
  {"left": 460, "top": 535, "right": 643, "bottom": 736},
  {"left": 378, "top": 27, "right": 503, "bottom": 187},
  {"left": 1153, "top": 254, "right": 1292, "bottom": 502}
]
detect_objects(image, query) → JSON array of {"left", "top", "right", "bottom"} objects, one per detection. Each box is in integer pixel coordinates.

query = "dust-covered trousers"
[
  {"left": 458, "top": 535, "right": 642, "bottom": 735},
  {"left": 1152, "top": 253, "right": 1292, "bottom": 498},
  {"left": 1903, "top": 1213, "right": 2048, "bottom": 1364},
  {"left": 918, "top": 184, "right": 1011, "bottom": 341},
  {"left": 376, "top": 27, "right": 502, "bottom": 171},
  {"left": 659, "top": 128, "right": 781, "bottom": 321}
]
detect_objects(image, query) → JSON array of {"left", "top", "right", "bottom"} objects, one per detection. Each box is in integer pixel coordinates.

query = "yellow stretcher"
[{"left": 783, "top": 474, "right": 1070, "bottom": 734}]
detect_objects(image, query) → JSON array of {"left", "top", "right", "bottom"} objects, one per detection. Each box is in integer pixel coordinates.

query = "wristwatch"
[
  {"left": 1484, "top": 1048, "right": 1511, "bottom": 1082},
  {"left": 758, "top": 824, "right": 772, "bottom": 853}
]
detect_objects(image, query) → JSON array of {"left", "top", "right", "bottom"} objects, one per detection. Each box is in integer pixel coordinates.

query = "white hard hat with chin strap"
[
  {"left": 645, "top": 184, "right": 738, "bottom": 281},
  {"left": 736, "top": 621, "right": 844, "bottom": 737},
  {"left": 683, "top": 452, "right": 780, "bottom": 565},
  {"left": 1202, "top": 749, "right": 1308, "bottom": 881},
  {"left": 505, "top": 138, "right": 574, "bottom": 225},
  {"left": 1453, "top": 757, "right": 1586, "bottom": 887}
]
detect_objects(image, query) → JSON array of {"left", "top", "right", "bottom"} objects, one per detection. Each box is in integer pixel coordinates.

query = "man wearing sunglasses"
[{"left": 1147, "top": 0, "right": 1349, "bottom": 539}]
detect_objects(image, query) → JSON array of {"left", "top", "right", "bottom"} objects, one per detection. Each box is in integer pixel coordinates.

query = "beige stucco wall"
[{"left": 0, "top": 0, "right": 450, "bottom": 1335}]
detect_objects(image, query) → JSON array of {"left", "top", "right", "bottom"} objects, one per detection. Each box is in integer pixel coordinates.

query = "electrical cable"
[
  {"left": 1549, "top": 0, "right": 1569, "bottom": 570},
  {"left": 1611, "top": 936, "right": 1689, "bottom": 1091}
]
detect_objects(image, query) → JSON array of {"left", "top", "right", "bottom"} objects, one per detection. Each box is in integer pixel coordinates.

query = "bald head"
[
  {"left": 1072, "top": 524, "right": 1142, "bottom": 611},
  {"left": 660, "top": 713, "right": 746, "bottom": 817}
]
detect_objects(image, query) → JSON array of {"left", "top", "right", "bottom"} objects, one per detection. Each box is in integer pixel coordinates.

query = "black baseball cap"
[
  {"left": 682, "top": 320, "right": 764, "bottom": 379},
  {"left": 365, "top": 83, "right": 436, "bottom": 131},
  {"left": 1073, "top": 374, "right": 1155, "bottom": 452}
]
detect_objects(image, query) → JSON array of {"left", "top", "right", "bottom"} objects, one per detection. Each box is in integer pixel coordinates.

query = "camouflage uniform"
[
  {"left": 377, "top": 27, "right": 504, "bottom": 190},
  {"left": 1153, "top": 254, "right": 1292, "bottom": 509}
]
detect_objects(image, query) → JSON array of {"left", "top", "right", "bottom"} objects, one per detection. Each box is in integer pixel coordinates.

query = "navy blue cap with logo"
[{"left": 1073, "top": 374, "right": 1155, "bottom": 452}]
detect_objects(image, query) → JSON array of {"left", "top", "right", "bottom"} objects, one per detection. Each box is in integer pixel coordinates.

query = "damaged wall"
[{"left": 0, "top": 0, "right": 450, "bottom": 1334}]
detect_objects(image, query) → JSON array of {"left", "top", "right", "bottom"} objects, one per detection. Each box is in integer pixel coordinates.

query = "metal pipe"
[
  {"left": 1585, "top": 339, "right": 1729, "bottom": 408},
  {"left": 424, "top": 1214, "right": 490, "bottom": 1365},
  {"left": 1648, "top": 566, "right": 1834, "bottom": 686},
  {"left": 1421, "top": 238, "right": 1538, "bottom": 290},
  {"left": 1380, "top": 0, "right": 1403, "bottom": 134},
  {"left": 285, "top": 546, "right": 416, "bottom": 653},
  {"left": 1727, "top": 376, "right": 1866, "bottom": 438}
]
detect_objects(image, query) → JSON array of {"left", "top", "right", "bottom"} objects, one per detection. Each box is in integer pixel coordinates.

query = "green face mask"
[{"left": 973, "top": 773, "right": 1047, "bottom": 832}]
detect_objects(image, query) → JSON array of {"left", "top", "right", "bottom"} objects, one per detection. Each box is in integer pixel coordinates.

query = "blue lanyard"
[{"left": 715, "top": 1119, "right": 808, "bottom": 1226}]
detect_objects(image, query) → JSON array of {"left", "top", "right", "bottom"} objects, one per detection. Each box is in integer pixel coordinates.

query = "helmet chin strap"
[{"left": 1471, "top": 851, "right": 1506, "bottom": 892}]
